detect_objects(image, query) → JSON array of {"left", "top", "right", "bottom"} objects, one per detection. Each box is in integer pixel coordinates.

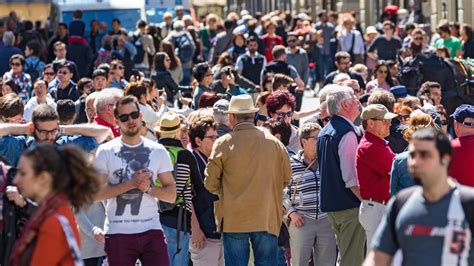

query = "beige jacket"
[{"left": 205, "top": 123, "right": 291, "bottom": 236}]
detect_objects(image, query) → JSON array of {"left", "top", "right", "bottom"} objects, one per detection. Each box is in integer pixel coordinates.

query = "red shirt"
[
  {"left": 356, "top": 131, "right": 395, "bottom": 202},
  {"left": 449, "top": 135, "right": 474, "bottom": 187},
  {"left": 94, "top": 116, "right": 120, "bottom": 137},
  {"left": 261, "top": 34, "right": 283, "bottom": 62}
]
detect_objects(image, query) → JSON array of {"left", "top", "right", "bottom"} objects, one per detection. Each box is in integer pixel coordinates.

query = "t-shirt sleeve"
[
  {"left": 372, "top": 197, "right": 399, "bottom": 255},
  {"left": 289, "top": 65, "right": 300, "bottom": 79},
  {"left": 93, "top": 146, "right": 109, "bottom": 176},
  {"left": 368, "top": 37, "right": 379, "bottom": 52},
  {"left": 154, "top": 147, "right": 173, "bottom": 174}
]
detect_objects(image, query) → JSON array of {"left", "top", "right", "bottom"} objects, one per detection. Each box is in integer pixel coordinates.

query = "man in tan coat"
[{"left": 205, "top": 94, "right": 291, "bottom": 266}]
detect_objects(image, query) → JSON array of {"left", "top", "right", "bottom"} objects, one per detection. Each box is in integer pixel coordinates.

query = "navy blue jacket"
[
  {"left": 0, "top": 45, "right": 22, "bottom": 76},
  {"left": 317, "top": 115, "right": 361, "bottom": 212}
]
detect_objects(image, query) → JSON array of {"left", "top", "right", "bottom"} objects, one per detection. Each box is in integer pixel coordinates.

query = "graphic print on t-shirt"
[{"left": 111, "top": 143, "right": 154, "bottom": 216}]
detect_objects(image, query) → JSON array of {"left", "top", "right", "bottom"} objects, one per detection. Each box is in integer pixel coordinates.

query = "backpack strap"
[
  {"left": 55, "top": 214, "right": 84, "bottom": 266},
  {"left": 390, "top": 186, "right": 418, "bottom": 248},
  {"left": 458, "top": 185, "right": 474, "bottom": 235}
]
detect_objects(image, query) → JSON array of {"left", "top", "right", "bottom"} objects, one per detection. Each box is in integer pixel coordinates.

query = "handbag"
[{"left": 278, "top": 159, "right": 315, "bottom": 248}]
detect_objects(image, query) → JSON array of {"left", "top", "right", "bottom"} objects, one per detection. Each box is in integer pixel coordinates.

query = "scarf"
[{"left": 10, "top": 193, "right": 69, "bottom": 266}]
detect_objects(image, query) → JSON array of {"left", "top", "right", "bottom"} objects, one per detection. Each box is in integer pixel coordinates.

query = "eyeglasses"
[
  {"left": 118, "top": 111, "right": 140, "bottom": 122},
  {"left": 112, "top": 65, "right": 124, "bottom": 70},
  {"left": 35, "top": 127, "right": 60, "bottom": 136},
  {"left": 399, "top": 114, "right": 410, "bottom": 120},
  {"left": 57, "top": 71, "right": 70, "bottom": 75},
  {"left": 43, "top": 71, "right": 55, "bottom": 76},
  {"left": 10, "top": 62, "right": 21, "bottom": 67},
  {"left": 460, "top": 121, "right": 474, "bottom": 127},
  {"left": 203, "top": 135, "right": 219, "bottom": 140},
  {"left": 276, "top": 111, "right": 294, "bottom": 118}
]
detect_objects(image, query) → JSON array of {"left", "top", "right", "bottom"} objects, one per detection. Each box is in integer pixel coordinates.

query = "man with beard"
[
  {"left": 235, "top": 36, "right": 266, "bottom": 86},
  {"left": 94, "top": 95, "right": 176, "bottom": 265},
  {"left": 365, "top": 128, "right": 474, "bottom": 266},
  {"left": 0, "top": 104, "right": 111, "bottom": 164}
]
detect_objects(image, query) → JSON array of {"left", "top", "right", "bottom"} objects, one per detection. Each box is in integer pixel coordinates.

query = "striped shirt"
[
  {"left": 175, "top": 162, "right": 193, "bottom": 212},
  {"left": 284, "top": 151, "right": 326, "bottom": 220}
]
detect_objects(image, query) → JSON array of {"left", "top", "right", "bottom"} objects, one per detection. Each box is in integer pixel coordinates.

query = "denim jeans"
[
  {"left": 316, "top": 54, "right": 332, "bottom": 82},
  {"left": 223, "top": 231, "right": 277, "bottom": 266},
  {"left": 162, "top": 225, "right": 190, "bottom": 266}
]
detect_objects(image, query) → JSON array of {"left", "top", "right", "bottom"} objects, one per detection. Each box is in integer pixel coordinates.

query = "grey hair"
[
  {"left": 319, "top": 84, "right": 341, "bottom": 104},
  {"left": 333, "top": 73, "right": 351, "bottom": 85},
  {"left": 326, "top": 86, "right": 354, "bottom": 116},
  {"left": 94, "top": 88, "right": 124, "bottom": 113},
  {"left": 3, "top": 31, "right": 15, "bottom": 46}
]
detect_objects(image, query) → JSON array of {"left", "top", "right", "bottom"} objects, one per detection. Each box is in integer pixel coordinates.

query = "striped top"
[
  {"left": 175, "top": 162, "right": 193, "bottom": 212},
  {"left": 284, "top": 151, "right": 326, "bottom": 220}
]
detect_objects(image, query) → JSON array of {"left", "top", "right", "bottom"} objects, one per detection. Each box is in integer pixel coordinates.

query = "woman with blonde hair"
[{"left": 389, "top": 112, "right": 437, "bottom": 195}]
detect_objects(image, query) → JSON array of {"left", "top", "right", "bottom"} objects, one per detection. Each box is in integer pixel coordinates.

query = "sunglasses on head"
[{"left": 118, "top": 111, "right": 140, "bottom": 122}]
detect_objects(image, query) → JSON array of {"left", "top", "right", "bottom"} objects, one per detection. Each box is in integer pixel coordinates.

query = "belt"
[{"left": 366, "top": 198, "right": 387, "bottom": 205}]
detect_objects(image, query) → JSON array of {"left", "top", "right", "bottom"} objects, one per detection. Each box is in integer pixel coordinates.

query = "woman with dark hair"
[
  {"left": 227, "top": 32, "right": 247, "bottom": 63},
  {"left": 123, "top": 82, "right": 166, "bottom": 140},
  {"left": 151, "top": 52, "right": 179, "bottom": 105},
  {"left": 365, "top": 60, "right": 394, "bottom": 92},
  {"left": 10, "top": 144, "right": 100, "bottom": 265},
  {"left": 24, "top": 41, "right": 46, "bottom": 82},
  {"left": 41, "top": 64, "right": 56, "bottom": 84},
  {"left": 1, "top": 79, "right": 21, "bottom": 96},
  {"left": 146, "top": 24, "right": 163, "bottom": 70},
  {"left": 461, "top": 24, "right": 474, "bottom": 59},
  {"left": 187, "top": 26, "right": 204, "bottom": 64},
  {"left": 211, "top": 52, "right": 233, "bottom": 79},
  {"left": 2, "top": 54, "right": 32, "bottom": 101},
  {"left": 266, "top": 90, "right": 301, "bottom": 152},
  {"left": 160, "top": 40, "right": 183, "bottom": 84}
]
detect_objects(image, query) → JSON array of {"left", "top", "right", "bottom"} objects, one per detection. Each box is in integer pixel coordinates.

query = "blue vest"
[{"left": 317, "top": 115, "right": 361, "bottom": 212}]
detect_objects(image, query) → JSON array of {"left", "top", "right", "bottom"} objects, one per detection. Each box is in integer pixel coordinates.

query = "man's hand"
[
  {"left": 6, "top": 186, "right": 27, "bottom": 208},
  {"left": 132, "top": 170, "right": 151, "bottom": 192},
  {"left": 289, "top": 212, "right": 305, "bottom": 228},
  {"left": 191, "top": 225, "right": 207, "bottom": 249}
]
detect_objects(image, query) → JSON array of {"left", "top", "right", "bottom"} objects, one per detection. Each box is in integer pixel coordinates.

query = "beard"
[{"left": 121, "top": 126, "right": 140, "bottom": 137}]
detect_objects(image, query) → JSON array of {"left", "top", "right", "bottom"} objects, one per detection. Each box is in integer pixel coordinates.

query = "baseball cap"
[
  {"left": 361, "top": 104, "right": 398, "bottom": 120},
  {"left": 213, "top": 99, "right": 230, "bottom": 114},
  {"left": 390, "top": 85, "right": 407, "bottom": 99},
  {"left": 450, "top": 104, "right": 474, "bottom": 123}
]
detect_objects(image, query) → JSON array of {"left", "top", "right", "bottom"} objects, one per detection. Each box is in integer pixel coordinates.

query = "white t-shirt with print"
[{"left": 94, "top": 137, "right": 173, "bottom": 235}]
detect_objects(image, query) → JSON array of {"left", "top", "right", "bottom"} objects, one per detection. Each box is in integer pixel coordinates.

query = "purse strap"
[{"left": 290, "top": 159, "right": 316, "bottom": 206}]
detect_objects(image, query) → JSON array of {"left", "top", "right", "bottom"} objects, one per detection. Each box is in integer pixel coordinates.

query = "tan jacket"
[{"left": 204, "top": 123, "right": 291, "bottom": 236}]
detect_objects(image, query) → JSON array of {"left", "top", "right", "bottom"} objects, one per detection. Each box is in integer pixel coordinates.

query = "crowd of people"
[{"left": 0, "top": 4, "right": 474, "bottom": 266}]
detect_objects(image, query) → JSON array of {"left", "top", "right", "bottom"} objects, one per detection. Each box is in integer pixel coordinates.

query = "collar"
[
  {"left": 364, "top": 131, "right": 389, "bottom": 146},
  {"left": 286, "top": 47, "right": 301, "bottom": 54},
  {"left": 94, "top": 116, "right": 118, "bottom": 136},
  {"left": 158, "top": 138, "right": 183, "bottom": 147},
  {"left": 233, "top": 122, "right": 255, "bottom": 131},
  {"left": 337, "top": 115, "right": 360, "bottom": 132}
]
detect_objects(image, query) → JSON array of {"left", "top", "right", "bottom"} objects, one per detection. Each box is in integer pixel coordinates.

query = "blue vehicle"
[{"left": 55, "top": 0, "right": 146, "bottom": 34}]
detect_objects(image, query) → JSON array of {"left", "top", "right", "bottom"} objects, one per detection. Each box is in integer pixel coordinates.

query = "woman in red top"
[
  {"left": 261, "top": 20, "right": 283, "bottom": 62},
  {"left": 10, "top": 144, "right": 100, "bottom": 266}
]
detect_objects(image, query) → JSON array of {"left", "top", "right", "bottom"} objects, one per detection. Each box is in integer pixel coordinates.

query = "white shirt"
[
  {"left": 23, "top": 96, "right": 57, "bottom": 122},
  {"left": 94, "top": 137, "right": 173, "bottom": 235}
]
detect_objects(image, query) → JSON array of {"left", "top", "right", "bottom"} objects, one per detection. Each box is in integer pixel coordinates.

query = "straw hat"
[
  {"left": 155, "top": 111, "right": 181, "bottom": 134},
  {"left": 365, "top": 26, "right": 379, "bottom": 37},
  {"left": 224, "top": 94, "right": 259, "bottom": 114}
]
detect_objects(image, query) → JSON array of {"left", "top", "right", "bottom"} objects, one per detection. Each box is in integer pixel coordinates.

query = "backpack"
[
  {"left": 390, "top": 185, "right": 474, "bottom": 248},
  {"left": 132, "top": 34, "right": 146, "bottom": 64},
  {"left": 24, "top": 59, "right": 41, "bottom": 82},
  {"left": 174, "top": 33, "right": 194, "bottom": 64},
  {"left": 157, "top": 145, "right": 190, "bottom": 212}
]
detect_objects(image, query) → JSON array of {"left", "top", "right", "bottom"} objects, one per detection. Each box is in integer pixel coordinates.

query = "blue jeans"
[
  {"left": 316, "top": 54, "right": 332, "bottom": 82},
  {"left": 223, "top": 231, "right": 278, "bottom": 266},
  {"left": 162, "top": 225, "right": 190, "bottom": 266}
]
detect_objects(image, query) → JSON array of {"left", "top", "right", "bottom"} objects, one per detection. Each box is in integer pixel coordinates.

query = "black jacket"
[
  {"left": 152, "top": 70, "right": 179, "bottom": 104},
  {"left": 67, "top": 43, "right": 94, "bottom": 78}
]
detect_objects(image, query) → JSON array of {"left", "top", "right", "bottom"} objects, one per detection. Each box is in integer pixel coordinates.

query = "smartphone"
[{"left": 158, "top": 89, "right": 164, "bottom": 96}]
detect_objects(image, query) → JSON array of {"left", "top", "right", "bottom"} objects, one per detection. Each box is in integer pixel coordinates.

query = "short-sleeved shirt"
[
  {"left": 435, "top": 36, "right": 462, "bottom": 58},
  {"left": 27, "top": 135, "right": 98, "bottom": 154},
  {"left": 94, "top": 137, "right": 173, "bottom": 235},
  {"left": 372, "top": 187, "right": 474, "bottom": 265},
  {"left": 368, "top": 35, "right": 402, "bottom": 61},
  {"left": 0, "top": 136, "right": 27, "bottom": 166}
]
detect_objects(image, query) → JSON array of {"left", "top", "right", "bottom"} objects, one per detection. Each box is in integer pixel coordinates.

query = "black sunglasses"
[{"left": 118, "top": 111, "right": 140, "bottom": 122}]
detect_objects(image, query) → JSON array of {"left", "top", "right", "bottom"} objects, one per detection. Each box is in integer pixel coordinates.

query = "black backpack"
[
  {"left": 390, "top": 185, "right": 474, "bottom": 247},
  {"left": 132, "top": 35, "right": 146, "bottom": 64}
]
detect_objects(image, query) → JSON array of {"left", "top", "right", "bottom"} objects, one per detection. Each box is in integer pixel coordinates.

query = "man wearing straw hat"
[{"left": 205, "top": 94, "right": 292, "bottom": 265}]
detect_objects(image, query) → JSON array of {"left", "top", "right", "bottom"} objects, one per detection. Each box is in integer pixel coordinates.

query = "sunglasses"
[
  {"left": 399, "top": 114, "right": 410, "bottom": 120},
  {"left": 112, "top": 65, "right": 124, "bottom": 70},
  {"left": 276, "top": 111, "right": 293, "bottom": 118},
  {"left": 118, "top": 111, "right": 140, "bottom": 122},
  {"left": 57, "top": 71, "right": 70, "bottom": 75},
  {"left": 414, "top": 36, "right": 423, "bottom": 40},
  {"left": 44, "top": 71, "right": 55, "bottom": 76},
  {"left": 10, "top": 62, "right": 21, "bottom": 67}
]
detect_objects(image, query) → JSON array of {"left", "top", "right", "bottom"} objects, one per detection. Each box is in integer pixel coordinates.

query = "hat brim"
[
  {"left": 384, "top": 112, "right": 398, "bottom": 120},
  {"left": 224, "top": 108, "right": 260, "bottom": 114}
]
